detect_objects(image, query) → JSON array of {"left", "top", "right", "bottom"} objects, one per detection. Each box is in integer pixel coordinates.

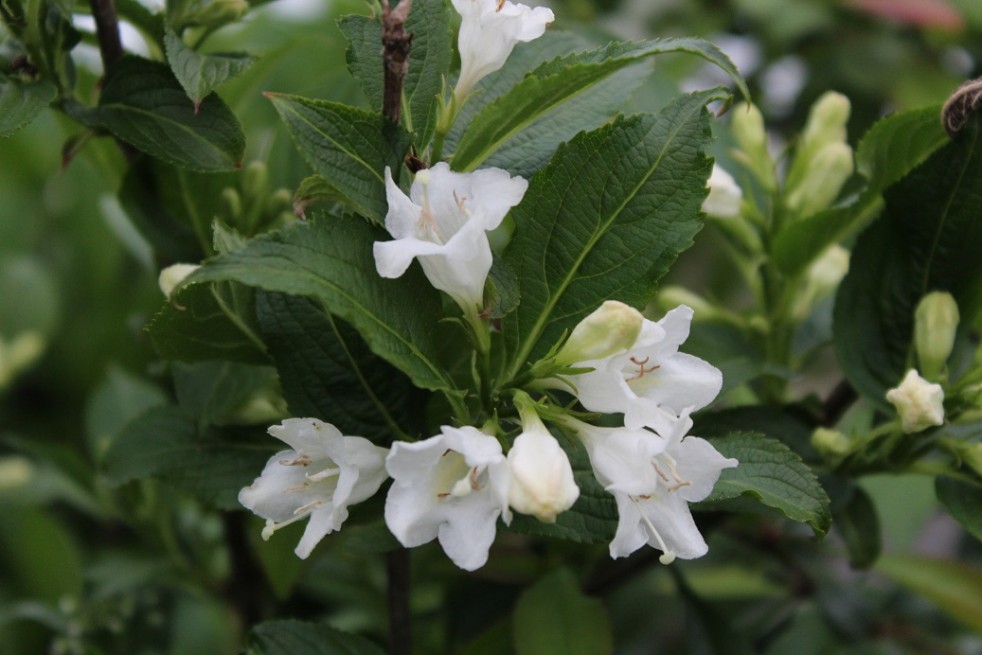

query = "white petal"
[
  {"left": 295, "top": 506, "right": 340, "bottom": 559},
  {"left": 267, "top": 418, "right": 343, "bottom": 456},
  {"left": 635, "top": 492, "right": 709, "bottom": 560},
  {"left": 627, "top": 353, "right": 723, "bottom": 415},
  {"left": 672, "top": 436, "right": 738, "bottom": 503},
  {"left": 384, "top": 167, "right": 423, "bottom": 240},
  {"left": 436, "top": 498, "right": 501, "bottom": 571}
]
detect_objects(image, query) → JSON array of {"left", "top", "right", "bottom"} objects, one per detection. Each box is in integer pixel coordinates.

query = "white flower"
[
  {"left": 567, "top": 413, "right": 737, "bottom": 562},
  {"left": 385, "top": 425, "right": 511, "bottom": 571},
  {"left": 158, "top": 263, "right": 199, "bottom": 298},
  {"left": 507, "top": 405, "right": 579, "bottom": 523},
  {"left": 238, "top": 418, "right": 388, "bottom": 559},
  {"left": 373, "top": 163, "right": 528, "bottom": 313},
  {"left": 701, "top": 165, "right": 742, "bottom": 219},
  {"left": 886, "top": 369, "right": 945, "bottom": 433},
  {"left": 452, "top": 0, "right": 555, "bottom": 100},
  {"left": 564, "top": 305, "right": 722, "bottom": 435}
]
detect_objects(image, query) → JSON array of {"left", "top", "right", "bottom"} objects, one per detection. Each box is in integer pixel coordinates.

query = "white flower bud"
[
  {"left": 554, "top": 301, "right": 643, "bottom": 367},
  {"left": 158, "top": 263, "right": 200, "bottom": 299},
  {"left": 702, "top": 165, "right": 742, "bottom": 219},
  {"left": 730, "top": 103, "right": 776, "bottom": 192},
  {"left": 801, "top": 92, "right": 851, "bottom": 151},
  {"left": 785, "top": 141, "right": 854, "bottom": 219},
  {"left": 792, "top": 244, "right": 850, "bottom": 319},
  {"left": 786, "top": 92, "right": 851, "bottom": 209},
  {"left": 914, "top": 291, "right": 960, "bottom": 380},
  {"left": 886, "top": 370, "right": 945, "bottom": 434},
  {"left": 507, "top": 410, "right": 579, "bottom": 523},
  {"left": 811, "top": 427, "right": 852, "bottom": 460}
]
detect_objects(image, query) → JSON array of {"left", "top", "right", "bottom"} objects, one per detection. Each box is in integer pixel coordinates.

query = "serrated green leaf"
[
  {"left": 247, "top": 620, "right": 385, "bottom": 655},
  {"left": 164, "top": 29, "right": 255, "bottom": 110},
  {"left": 103, "top": 405, "right": 272, "bottom": 509},
  {"left": 773, "top": 106, "right": 948, "bottom": 276},
  {"left": 834, "top": 113, "right": 982, "bottom": 407},
  {"left": 172, "top": 360, "right": 274, "bottom": 427},
  {"left": 267, "top": 93, "right": 410, "bottom": 222},
  {"left": 876, "top": 553, "right": 982, "bottom": 631},
  {"left": 501, "top": 90, "right": 723, "bottom": 381},
  {"left": 512, "top": 569, "right": 613, "bottom": 655},
  {"left": 451, "top": 38, "right": 744, "bottom": 172},
  {"left": 184, "top": 214, "right": 456, "bottom": 392},
  {"left": 291, "top": 174, "right": 348, "bottom": 218},
  {"left": 703, "top": 432, "right": 831, "bottom": 536},
  {"left": 936, "top": 476, "right": 982, "bottom": 541},
  {"left": 147, "top": 282, "right": 269, "bottom": 365},
  {"left": 0, "top": 75, "right": 55, "bottom": 138},
  {"left": 86, "top": 56, "right": 245, "bottom": 171},
  {"left": 255, "top": 291, "right": 425, "bottom": 441},
  {"left": 339, "top": 0, "right": 452, "bottom": 145}
]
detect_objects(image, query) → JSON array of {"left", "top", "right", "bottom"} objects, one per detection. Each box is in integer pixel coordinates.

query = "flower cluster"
[{"left": 238, "top": 0, "right": 736, "bottom": 571}]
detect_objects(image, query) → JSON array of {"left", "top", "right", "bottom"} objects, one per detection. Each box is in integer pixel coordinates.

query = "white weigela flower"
[
  {"left": 567, "top": 413, "right": 737, "bottom": 563},
  {"left": 239, "top": 419, "right": 388, "bottom": 559},
  {"left": 385, "top": 425, "right": 511, "bottom": 571},
  {"left": 452, "top": 0, "right": 555, "bottom": 100},
  {"left": 701, "top": 165, "right": 742, "bottom": 219},
  {"left": 564, "top": 305, "right": 722, "bottom": 435},
  {"left": 507, "top": 403, "right": 579, "bottom": 523},
  {"left": 373, "top": 163, "right": 528, "bottom": 313},
  {"left": 886, "top": 369, "right": 945, "bottom": 433}
]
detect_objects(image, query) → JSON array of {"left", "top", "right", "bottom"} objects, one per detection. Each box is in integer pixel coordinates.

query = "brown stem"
[
  {"left": 381, "top": 0, "right": 413, "bottom": 125},
  {"left": 87, "top": 0, "right": 124, "bottom": 71},
  {"left": 386, "top": 548, "right": 412, "bottom": 655}
]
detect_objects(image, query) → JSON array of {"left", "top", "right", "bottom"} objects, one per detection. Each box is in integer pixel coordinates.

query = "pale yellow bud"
[
  {"left": 158, "top": 263, "right": 200, "bottom": 299},
  {"left": 507, "top": 408, "right": 579, "bottom": 523},
  {"left": 811, "top": 427, "right": 852, "bottom": 460},
  {"left": 554, "top": 301, "right": 643, "bottom": 366},
  {"left": 730, "top": 103, "right": 776, "bottom": 191},
  {"left": 914, "top": 291, "right": 960, "bottom": 380},
  {"left": 801, "top": 92, "right": 851, "bottom": 151},
  {"left": 785, "top": 142, "right": 854, "bottom": 219},
  {"left": 792, "top": 245, "right": 850, "bottom": 319},
  {"left": 886, "top": 370, "right": 945, "bottom": 434}
]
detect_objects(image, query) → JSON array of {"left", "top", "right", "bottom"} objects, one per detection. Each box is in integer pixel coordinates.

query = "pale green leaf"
[
  {"left": 512, "top": 569, "right": 613, "bottom": 655},
  {"left": 164, "top": 29, "right": 255, "bottom": 109},
  {"left": 0, "top": 75, "right": 56, "bottom": 138}
]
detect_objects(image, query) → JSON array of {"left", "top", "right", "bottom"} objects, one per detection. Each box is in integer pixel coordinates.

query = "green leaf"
[
  {"left": 172, "top": 360, "right": 274, "bottom": 427},
  {"left": 0, "top": 507, "right": 83, "bottom": 601},
  {"left": 451, "top": 38, "right": 745, "bottom": 172},
  {"left": 147, "top": 282, "right": 269, "bottom": 364},
  {"left": 339, "top": 0, "right": 453, "bottom": 145},
  {"left": 85, "top": 366, "right": 168, "bottom": 460},
  {"left": 164, "top": 29, "right": 255, "bottom": 110},
  {"left": 85, "top": 56, "right": 245, "bottom": 171},
  {"left": 512, "top": 569, "right": 613, "bottom": 655},
  {"left": 247, "top": 620, "right": 385, "bottom": 655},
  {"left": 674, "top": 569, "right": 754, "bottom": 655},
  {"left": 834, "top": 113, "right": 982, "bottom": 407},
  {"left": 703, "top": 432, "right": 832, "bottom": 537},
  {"left": 291, "top": 174, "right": 348, "bottom": 219},
  {"left": 255, "top": 291, "right": 425, "bottom": 441},
  {"left": 831, "top": 482, "right": 881, "bottom": 568},
  {"left": 501, "top": 90, "right": 723, "bottom": 381},
  {"left": 184, "top": 214, "right": 456, "bottom": 392},
  {"left": 0, "top": 75, "right": 56, "bottom": 138},
  {"left": 876, "top": 553, "right": 982, "bottom": 632},
  {"left": 267, "top": 93, "right": 410, "bottom": 222},
  {"left": 936, "top": 476, "right": 982, "bottom": 541},
  {"left": 772, "top": 106, "right": 949, "bottom": 276},
  {"left": 103, "top": 405, "right": 272, "bottom": 509}
]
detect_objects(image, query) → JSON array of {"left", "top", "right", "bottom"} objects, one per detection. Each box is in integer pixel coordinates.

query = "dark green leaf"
[
  {"left": 694, "top": 405, "right": 819, "bottom": 463},
  {"left": 773, "top": 106, "right": 948, "bottom": 276},
  {"left": 247, "top": 620, "right": 385, "bottom": 655},
  {"left": 164, "top": 29, "right": 255, "bottom": 110},
  {"left": 451, "top": 38, "right": 744, "bottom": 171},
  {"left": 501, "top": 90, "right": 723, "bottom": 381},
  {"left": 876, "top": 553, "right": 982, "bottom": 631},
  {"left": 338, "top": 15, "right": 383, "bottom": 109},
  {"left": 0, "top": 75, "right": 55, "bottom": 138},
  {"left": 831, "top": 483, "right": 881, "bottom": 568},
  {"left": 703, "top": 432, "right": 831, "bottom": 537},
  {"left": 936, "top": 476, "right": 982, "bottom": 541},
  {"left": 87, "top": 56, "right": 245, "bottom": 171},
  {"left": 184, "top": 214, "right": 456, "bottom": 392},
  {"left": 255, "top": 291, "right": 425, "bottom": 441},
  {"left": 674, "top": 569, "right": 754, "bottom": 655},
  {"left": 85, "top": 366, "right": 168, "bottom": 459},
  {"left": 267, "top": 93, "right": 410, "bottom": 222},
  {"left": 291, "top": 174, "right": 348, "bottom": 219},
  {"left": 172, "top": 360, "right": 274, "bottom": 426},
  {"left": 834, "top": 114, "right": 982, "bottom": 407},
  {"left": 512, "top": 569, "right": 613, "bottom": 655}
]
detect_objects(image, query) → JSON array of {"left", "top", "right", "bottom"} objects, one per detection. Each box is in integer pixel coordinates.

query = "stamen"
[
  {"left": 261, "top": 502, "right": 320, "bottom": 540},
  {"left": 496, "top": 0, "right": 505, "bottom": 10},
  {"left": 662, "top": 455, "right": 691, "bottom": 492},
  {"left": 630, "top": 496, "right": 676, "bottom": 565},
  {"left": 306, "top": 466, "right": 341, "bottom": 482},
  {"left": 279, "top": 453, "right": 312, "bottom": 466},
  {"left": 627, "top": 355, "right": 661, "bottom": 381},
  {"left": 414, "top": 170, "right": 444, "bottom": 243}
]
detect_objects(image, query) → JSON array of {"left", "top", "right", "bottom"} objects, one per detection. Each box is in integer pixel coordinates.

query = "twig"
[
  {"left": 381, "top": 0, "right": 413, "bottom": 124},
  {"left": 87, "top": 0, "right": 124, "bottom": 71},
  {"left": 386, "top": 548, "right": 412, "bottom": 655}
]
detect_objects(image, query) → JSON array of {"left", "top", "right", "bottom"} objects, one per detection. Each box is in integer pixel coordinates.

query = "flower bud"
[
  {"left": 702, "top": 165, "right": 742, "bottom": 219},
  {"left": 554, "top": 301, "right": 643, "bottom": 366},
  {"left": 914, "top": 291, "right": 959, "bottom": 380},
  {"left": 785, "top": 141, "right": 854, "bottom": 219},
  {"left": 811, "top": 427, "right": 852, "bottom": 460},
  {"left": 730, "top": 103, "right": 776, "bottom": 192},
  {"left": 792, "top": 244, "right": 850, "bottom": 319},
  {"left": 158, "top": 263, "right": 200, "bottom": 299},
  {"left": 785, "top": 92, "right": 851, "bottom": 204},
  {"left": 886, "top": 369, "right": 945, "bottom": 434},
  {"left": 507, "top": 405, "right": 579, "bottom": 523}
]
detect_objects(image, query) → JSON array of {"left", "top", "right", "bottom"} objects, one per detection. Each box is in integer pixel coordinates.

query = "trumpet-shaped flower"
[
  {"left": 373, "top": 163, "right": 528, "bottom": 313},
  {"left": 567, "top": 413, "right": 737, "bottom": 562},
  {"left": 564, "top": 305, "right": 722, "bottom": 435},
  {"left": 385, "top": 426, "right": 511, "bottom": 571},
  {"left": 239, "top": 419, "right": 389, "bottom": 559},
  {"left": 507, "top": 405, "right": 579, "bottom": 523},
  {"left": 452, "top": 0, "right": 555, "bottom": 100}
]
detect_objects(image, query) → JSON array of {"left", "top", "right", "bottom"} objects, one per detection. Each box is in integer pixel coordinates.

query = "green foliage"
[
  {"left": 876, "top": 554, "right": 982, "bottom": 632},
  {"left": 0, "top": 75, "right": 55, "bottom": 137},
  {"left": 164, "top": 29, "right": 255, "bottom": 110},
  {"left": 512, "top": 569, "right": 613, "bottom": 655},
  {"left": 247, "top": 620, "right": 386, "bottom": 655},
  {"left": 936, "top": 476, "right": 982, "bottom": 541}
]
